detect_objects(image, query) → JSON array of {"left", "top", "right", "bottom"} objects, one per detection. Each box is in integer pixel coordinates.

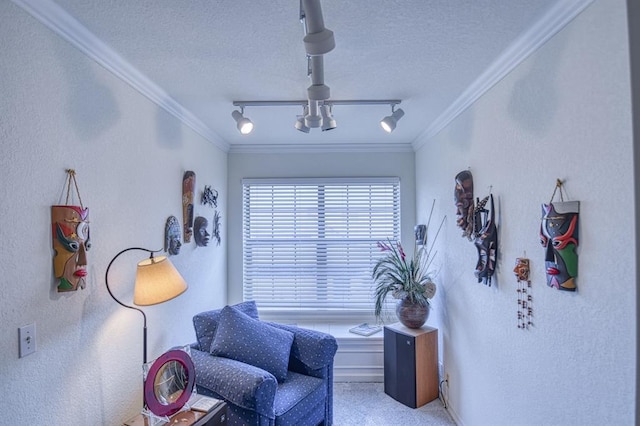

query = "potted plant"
[{"left": 372, "top": 207, "right": 444, "bottom": 328}]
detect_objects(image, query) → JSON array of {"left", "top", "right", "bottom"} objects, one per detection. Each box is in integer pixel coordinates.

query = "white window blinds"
[{"left": 242, "top": 177, "right": 400, "bottom": 311}]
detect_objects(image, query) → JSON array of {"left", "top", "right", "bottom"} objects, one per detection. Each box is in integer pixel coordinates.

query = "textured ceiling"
[{"left": 44, "top": 0, "right": 571, "bottom": 151}]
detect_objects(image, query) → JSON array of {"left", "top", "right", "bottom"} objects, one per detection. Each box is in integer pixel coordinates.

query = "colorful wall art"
[
  {"left": 540, "top": 200, "right": 580, "bottom": 291},
  {"left": 51, "top": 169, "right": 90, "bottom": 292},
  {"left": 540, "top": 179, "right": 580, "bottom": 291}
]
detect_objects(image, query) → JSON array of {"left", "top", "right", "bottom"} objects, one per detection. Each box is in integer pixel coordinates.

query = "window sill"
[
  {"left": 257, "top": 308, "right": 378, "bottom": 324},
  {"left": 294, "top": 322, "right": 384, "bottom": 339}
]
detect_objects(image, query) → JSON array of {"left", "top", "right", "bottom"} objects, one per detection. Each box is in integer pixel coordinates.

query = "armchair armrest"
[
  {"left": 265, "top": 322, "right": 338, "bottom": 375},
  {"left": 191, "top": 348, "right": 277, "bottom": 419}
]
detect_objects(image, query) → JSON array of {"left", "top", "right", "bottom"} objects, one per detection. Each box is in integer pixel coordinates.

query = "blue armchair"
[{"left": 190, "top": 302, "right": 338, "bottom": 426}]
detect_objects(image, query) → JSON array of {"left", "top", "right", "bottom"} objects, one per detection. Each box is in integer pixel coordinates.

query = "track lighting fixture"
[
  {"left": 231, "top": 107, "right": 254, "bottom": 135},
  {"left": 229, "top": 2, "right": 402, "bottom": 136},
  {"left": 232, "top": 100, "right": 402, "bottom": 134},
  {"left": 320, "top": 104, "right": 336, "bottom": 131},
  {"left": 380, "top": 105, "right": 405, "bottom": 133},
  {"left": 295, "top": 106, "right": 311, "bottom": 133}
]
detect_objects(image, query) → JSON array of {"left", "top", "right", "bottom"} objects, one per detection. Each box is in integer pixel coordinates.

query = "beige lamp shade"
[{"left": 133, "top": 255, "right": 188, "bottom": 306}]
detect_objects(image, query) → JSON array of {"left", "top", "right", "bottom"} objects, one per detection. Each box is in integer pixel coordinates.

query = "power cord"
[{"left": 438, "top": 377, "right": 449, "bottom": 409}]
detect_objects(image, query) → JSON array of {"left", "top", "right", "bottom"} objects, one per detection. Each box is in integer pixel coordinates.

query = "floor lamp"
[{"left": 104, "top": 247, "right": 188, "bottom": 410}]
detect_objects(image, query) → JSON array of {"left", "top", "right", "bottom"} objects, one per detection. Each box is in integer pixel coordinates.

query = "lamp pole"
[{"left": 104, "top": 247, "right": 155, "bottom": 364}]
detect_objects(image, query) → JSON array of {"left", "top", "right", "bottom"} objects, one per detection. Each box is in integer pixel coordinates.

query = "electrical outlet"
[{"left": 19, "top": 323, "right": 36, "bottom": 358}]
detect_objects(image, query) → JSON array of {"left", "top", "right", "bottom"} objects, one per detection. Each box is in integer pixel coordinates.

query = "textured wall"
[
  {"left": 415, "top": 0, "right": 635, "bottom": 424},
  {"left": 0, "top": 2, "right": 227, "bottom": 424}
]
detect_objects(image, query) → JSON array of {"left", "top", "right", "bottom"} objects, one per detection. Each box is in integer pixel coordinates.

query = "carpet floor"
[{"left": 333, "top": 382, "right": 455, "bottom": 425}]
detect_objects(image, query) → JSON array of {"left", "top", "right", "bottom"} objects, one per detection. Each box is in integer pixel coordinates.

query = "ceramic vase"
[{"left": 396, "top": 297, "right": 430, "bottom": 328}]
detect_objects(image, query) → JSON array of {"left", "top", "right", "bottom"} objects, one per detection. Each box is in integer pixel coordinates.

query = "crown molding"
[
  {"left": 228, "top": 142, "right": 415, "bottom": 155},
  {"left": 12, "top": 0, "right": 230, "bottom": 152},
  {"left": 412, "top": 0, "right": 595, "bottom": 151}
]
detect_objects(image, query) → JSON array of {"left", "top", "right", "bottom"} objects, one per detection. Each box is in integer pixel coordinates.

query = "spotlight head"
[
  {"left": 295, "top": 106, "right": 311, "bottom": 133},
  {"left": 321, "top": 104, "right": 337, "bottom": 131},
  {"left": 380, "top": 107, "right": 405, "bottom": 133},
  {"left": 232, "top": 110, "right": 254, "bottom": 135},
  {"left": 295, "top": 115, "right": 311, "bottom": 133}
]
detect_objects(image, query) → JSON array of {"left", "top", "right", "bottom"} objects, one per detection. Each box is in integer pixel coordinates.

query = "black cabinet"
[{"left": 384, "top": 323, "right": 438, "bottom": 408}]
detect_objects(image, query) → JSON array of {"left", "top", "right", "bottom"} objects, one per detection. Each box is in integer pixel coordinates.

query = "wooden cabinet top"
[{"left": 384, "top": 322, "right": 437, "bottom": 337}]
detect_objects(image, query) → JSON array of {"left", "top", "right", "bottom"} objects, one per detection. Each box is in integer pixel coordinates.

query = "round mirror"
[
  {"left": 144, "top": 349, "right": 195, "bottom": 417},
  {"left": 154, "top": 360, "right": 188, "bottom": 405}
]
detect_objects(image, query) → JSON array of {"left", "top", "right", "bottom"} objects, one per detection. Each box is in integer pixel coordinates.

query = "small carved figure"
[
  {"left": 165, "top": 216, "right": 182, "bottom": 256},
  {"left": 513, "top": 257, "right": 530, "bottom": 282},
  {"left": 194, "top": 216, "right": 210, "bottom": 247},
  {"left": 183, "top": 171, "right": 195, "bottom": 243},
  {"left": 514, "top": 257, "right": 532, "bottom": 329},
  {"left": 454, "top": 170, "right": 474, "bottom": 240},
  {"left": 414, "top": 224, "right": 426, "bottom": 246},
  {"left": 201, "top": 186, "right": 219, "bottom": 208},
  {"left": 212, "top": 210, "right": 221, "bottom": 246},
  {"left": 473, "top": 194, "right": 497, "bottom": 286}
]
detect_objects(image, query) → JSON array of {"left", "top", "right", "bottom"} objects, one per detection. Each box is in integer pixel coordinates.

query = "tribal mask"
[
  {"left": 540, "top": 201, "right": 579, "bottom": 291},
  {"left": 473, "top": 194, "right": 497, "bottom": 286},
  {"left": 454, "top": 170, "right": 474, "bottom": 239},
  {"left": 165, "top": 216, "right": 182, "bottom": 256},
  {"left": 52, "top": 205, "right": 90, "bottom": 291},
  {"left": 194, "top": 216, "right": 210, "bottom": 247}
]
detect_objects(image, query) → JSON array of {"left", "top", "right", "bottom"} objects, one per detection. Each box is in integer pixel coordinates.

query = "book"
[
  {"left": 189, "top": 394, "right": 223, "bottom": 413},
  {"left": 349, "top": 323, "right": 382, "bottom": 336}
]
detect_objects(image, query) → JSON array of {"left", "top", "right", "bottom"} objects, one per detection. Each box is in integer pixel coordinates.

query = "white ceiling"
[{"left": 18, "top": 0, "right": 593, "bottom": 152}]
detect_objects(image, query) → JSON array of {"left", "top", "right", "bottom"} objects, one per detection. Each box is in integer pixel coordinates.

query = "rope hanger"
[
  {"left": 548, "top": 178, "right": 567, "bottom": 204},
  {"left": 64, "top": 169, "right": 84, "bottom": 208}
]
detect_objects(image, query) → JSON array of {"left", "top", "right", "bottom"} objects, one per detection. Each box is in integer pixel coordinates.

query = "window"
[{"left": 242, "top": 177, "right": 400, "bottom": 313}]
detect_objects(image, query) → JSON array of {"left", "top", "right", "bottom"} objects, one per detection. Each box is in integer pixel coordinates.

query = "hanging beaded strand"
[{"left": 514, "top": 257, "right": 533, "bottom": 330}]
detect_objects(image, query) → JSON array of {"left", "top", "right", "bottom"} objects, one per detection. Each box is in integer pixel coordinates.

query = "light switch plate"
[{"left": 19, "top": 323, "right": 36, "bottom": 358}]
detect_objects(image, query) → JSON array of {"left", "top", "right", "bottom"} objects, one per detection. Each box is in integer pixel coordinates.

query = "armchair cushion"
[
  {"left": 210, "top": 306, "right": 294, "bottom": 382},
  {"left": 191, "top": 348, "right": 277, "bottom": 418},
  {"left": 273, "top": 371, "right": 326, "bottom": 424},
  {"left": 193, "top": 300, "right": 259, "bottom": 353}
]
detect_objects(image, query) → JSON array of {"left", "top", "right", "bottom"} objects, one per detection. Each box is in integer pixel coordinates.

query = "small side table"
[
  {"left": 123, "top": 400, "right": 227, "bottom": 426},
  {"left": 383, "top": 322, "right": 438, "bottom": 408}
]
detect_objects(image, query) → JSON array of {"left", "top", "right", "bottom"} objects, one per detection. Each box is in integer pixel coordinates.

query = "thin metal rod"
[
  {"left": 232, "top": 99, "right": 401, "bottom": 108},
  {"left": 104, "top": 247, "right": 160, "bottom": 364}
]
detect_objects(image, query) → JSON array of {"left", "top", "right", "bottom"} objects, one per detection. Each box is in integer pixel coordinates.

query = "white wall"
[
  {"left": 227, "top": 151, "right": 416, "bottom": 321},
  {"left": 0, "top": 3, "right": 227, "bottom": 424},
  {"left": 415, "top": 1, "right": 636, "bottom": 424}
]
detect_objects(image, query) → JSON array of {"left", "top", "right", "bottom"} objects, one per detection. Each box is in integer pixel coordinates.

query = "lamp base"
[{"left": 140, "top": 408, "right": 170, "bottom": 426}]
